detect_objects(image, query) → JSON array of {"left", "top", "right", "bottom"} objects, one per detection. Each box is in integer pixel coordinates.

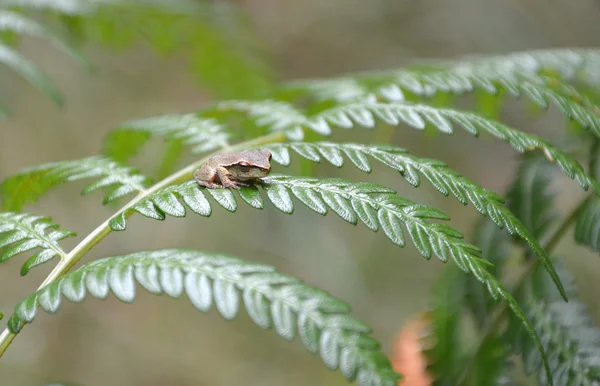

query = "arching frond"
[
  {"left": 0, "top": 212, "right": 74, "bottom": 275},
  {"left": 0, "top": 156, "right": 151, "bottom": 211},
  {"left": 213, "top": 99, "right": 598, "bottom": 204},
  {"left": 262, "top": 142, "right": 565, "bottom": 301},
  {"left": 107, "top": 174, "right": 553, "bottom": 381},
  {"left": 7, "top": 249, "right": 401, "bottom": 386},
  {"left": 284, "top": 49, "right": 600, "bottom": 100},
  {"left": 103, "top": 114, "right": 230, "bottom": 163},
  {"left": 280, "top": 49, "right": 600, "bottom": 137}
]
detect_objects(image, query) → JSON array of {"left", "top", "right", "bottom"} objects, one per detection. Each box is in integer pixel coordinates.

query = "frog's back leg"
[{"left": 194, "top": 165, "right": 221, "bottom": 189}]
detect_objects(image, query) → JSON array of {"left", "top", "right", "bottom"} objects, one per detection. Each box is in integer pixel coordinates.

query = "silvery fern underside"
[{"left": 1, "top": 38, "right": 600, "bottom": 386}]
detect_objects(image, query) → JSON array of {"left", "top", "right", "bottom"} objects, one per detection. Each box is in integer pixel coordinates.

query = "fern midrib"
[{"left": 0, "top": 131, "right": 288, "bottom": 358}]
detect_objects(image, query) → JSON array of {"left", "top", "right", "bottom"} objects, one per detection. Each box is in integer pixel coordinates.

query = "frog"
[{"left": 193, "top": 148, "right": 272, "bottom": 189}]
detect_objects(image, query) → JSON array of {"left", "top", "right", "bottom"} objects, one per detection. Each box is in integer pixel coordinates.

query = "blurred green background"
[{"left": 2, "top": 0, "right": 600, "bottom": 385}]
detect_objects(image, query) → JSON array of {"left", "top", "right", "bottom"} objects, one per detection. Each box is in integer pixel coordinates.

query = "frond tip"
[
  {"left": 213, "top": 100, "right": 600, "bottom": 197},
  {"left": 0, "top": 212, "right": 75, "bottom": 275},
  {"left": 7, "top": 249, "right": 401, "bottom": 386},
  {"left": 0, "top": 156, "right": 151, "bottom": 211},
  {"left": 262, "top": 142, "right": 566, "bottom": 301}
]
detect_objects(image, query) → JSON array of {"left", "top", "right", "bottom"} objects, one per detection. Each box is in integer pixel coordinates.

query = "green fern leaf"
[
  {"left": 7, "top": 248, "right": 401, "bottom": 386},
  {"left": 263, "top": 141, "right": 565, "bottom": 300},
  {"left": 216, "top": 100, "right": 326, "bottom": 140},
  {"left": 575, "top": 197, "right": 600, "bottom": 252},
  {"left": 0, "top": 212, "right": 75, "bottom": 275},
  {"left": 509, "top": 265, "right": 600, "bottom": 386},
  {"left": 0, "top": 42, "right": 63, "bottom": 105},
  {"left": 506, "top": 154, "right": 557, "bottom": 240},
  {"left": 103, "top": 114, "right": 230, "bottom": 163},
  {"left": 281, "top": 50, "right": 600, "bottom": 137},
  {"left": 0, "top": 10, "right": 88, "bottom": 67},
  {"left": 0, "top": 0, "right": 109, "bottom": 14},
  {"left": 214, "top": 100, "right": 599, "bottom": 197},
  {"left": 108, "top": 175, "right": 553, "bottom": 381},
  {"left": 0, "top": 156, "right": 150, "bottom": 211}
]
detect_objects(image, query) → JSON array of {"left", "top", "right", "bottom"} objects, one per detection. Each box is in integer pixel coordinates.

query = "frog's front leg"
[
  {"left": 215, "top": 166, "right": 243, "bottom": 189},
  {"left": 194, "top": 166, "right": 222, "bottom": 189}
]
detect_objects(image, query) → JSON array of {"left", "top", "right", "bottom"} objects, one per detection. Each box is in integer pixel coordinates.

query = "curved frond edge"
[{"left": 8, "top": 249, "right": 401, "bottom": 386}]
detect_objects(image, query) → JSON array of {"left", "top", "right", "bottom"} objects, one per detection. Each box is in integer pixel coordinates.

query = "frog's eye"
[{"left": 237, "top": 162, "right": 251, "bottom": 171}]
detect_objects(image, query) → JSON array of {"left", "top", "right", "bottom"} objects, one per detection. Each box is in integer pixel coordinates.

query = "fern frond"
[
  {"left": 0, "top": 42, "right": 63, "bottom": 105},
  {"left": 107, "top": 174, "right": 553, "bottom": 380},
  {"left": 0, "top": 10, "right": 87, "bottom": 66},
  {"left": 281, "top": 50, "right": 600, "bottom": 137},
  {"left": 575, "top": 197, "right": 600, "bottom": 252},
  {"left": 506, "top": 154, "right": 557, "bottom": 240},
  {"left": 0, "top": 0, "right": 109, "bottom": 14},
  {"left": 7, "top": 248, "right": 401, "bottom": 386},
  {"left": 262, "top": 141, "right": 565, "bottom": 300},
  {"left": 0, "top": 156, "right": 151, "bottom": 211},
  {"left": 216, "top": 100, "right": 327, "bottom": 140},
  {"left": 0, "top": 212, "right": 74, "bottom": 275},
  {"left": 218, "top": 100, "right": 599, "bottom": 195},
  {"left": 103, "top": 114, "right": 230, "bottom": 163},
  {"left": 509, "top": 265, "right": 600, "bottom": 386}
]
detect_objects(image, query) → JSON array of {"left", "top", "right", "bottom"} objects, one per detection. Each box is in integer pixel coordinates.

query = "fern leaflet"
[
  {"left": 0, "top": 10, "right": 87, "bottom": 67},
  {"left": 0, "top": 156, "right": 151, "bottom": 211},
  {"left": 0, "top": 212, "right": 75, "bottom": 275},
  {"left": 106, "top": 174, "right": 553, "bottom": 381},
  {"left": 103, "top": 113, "right": 230, "bottom": 163},
  {"left": 280, "top": 50, "right": 600, "bottom": 137},
  {"left": 212, "top": 100, "right": 599, "bottom": 196},
  {"left": 262, "top": 141, "right": 565, "bottom": 300},
  {"left": 7, "top": 248, "right": 401, "bottom": 386}
]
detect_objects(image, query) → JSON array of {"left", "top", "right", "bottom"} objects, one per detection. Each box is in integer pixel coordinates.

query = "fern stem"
[{"left": 0, "top": 131, "right": 287, "bottom": 358}]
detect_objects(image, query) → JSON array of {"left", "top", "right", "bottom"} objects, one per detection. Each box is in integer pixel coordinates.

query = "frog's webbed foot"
[
  {"left": 221, "top": 180, "right": 244, "bottom": 189},
  {"left": 195, "top": 179, "right": 223, "bottom": 189}
]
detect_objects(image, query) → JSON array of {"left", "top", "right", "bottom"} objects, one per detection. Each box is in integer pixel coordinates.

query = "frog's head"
[{"left": 228, "top": 148, "right": 272, "bottom": 179}]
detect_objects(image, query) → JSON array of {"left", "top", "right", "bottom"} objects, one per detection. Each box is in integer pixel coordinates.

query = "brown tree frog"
[{"left": 194, "top": 148, "right": 272, "bottom": 189}]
